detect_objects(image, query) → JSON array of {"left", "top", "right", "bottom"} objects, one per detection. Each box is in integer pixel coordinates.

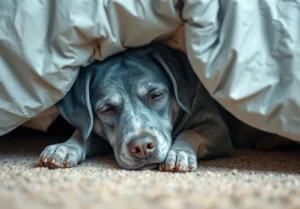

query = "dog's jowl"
[{"left": 39, "top": 43, "right": 233, "bottom": 172}]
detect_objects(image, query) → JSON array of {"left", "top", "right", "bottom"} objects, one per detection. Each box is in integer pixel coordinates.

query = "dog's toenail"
[
  {"left": 51, "top": 159, "right": 56, "bottom": 164},
  {"left": 44, "top": 157, "right": 48, "bottom": 163},
  {"left": 159, "top": 164, "right": 164, "bottom": 171},
  {"left": 178, "top": 164, "right": 183, "bottom": 170},
  {"left": 168, "top": 163, "right": 174, "bottom": 170}
]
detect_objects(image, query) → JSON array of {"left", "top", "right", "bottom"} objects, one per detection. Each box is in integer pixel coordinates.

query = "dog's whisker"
[
  {"left": 103, "top": 153, "right": 115, "bottom": 161},
  {"left": 108, "top": 154, "right": 115, "bottom": 159},
  {"left": 102, "top": 154, "right": 119, "bottom": 168}
]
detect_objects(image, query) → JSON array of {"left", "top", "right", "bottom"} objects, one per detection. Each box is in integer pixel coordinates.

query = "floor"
[{"left": 1, "top": 135, "right": 300, "bottom": 209}]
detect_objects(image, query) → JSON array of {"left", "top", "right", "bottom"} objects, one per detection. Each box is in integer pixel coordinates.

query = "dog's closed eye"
[
  {"left": 97, "top": 105, "right": 118, "bottom": 115},
  {"left": 149, "top": 90, "right": 167, "bottom": 103}
]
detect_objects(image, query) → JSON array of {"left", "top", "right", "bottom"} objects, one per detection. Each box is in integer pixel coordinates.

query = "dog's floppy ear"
[
  {"left": 56, "top": 69, "right": 93, "bottom": 140},
  {"left": 152, "top": 44, "right": 198, "bottom": 115}
]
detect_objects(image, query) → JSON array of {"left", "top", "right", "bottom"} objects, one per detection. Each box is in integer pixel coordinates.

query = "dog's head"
[{"left": 57, "top": 43, "right": 198, "bottom": 170}]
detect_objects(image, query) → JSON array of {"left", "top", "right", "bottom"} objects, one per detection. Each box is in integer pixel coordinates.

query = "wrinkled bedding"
[{"left": 0, "top": 0, "right": 299, "bottom": 141}]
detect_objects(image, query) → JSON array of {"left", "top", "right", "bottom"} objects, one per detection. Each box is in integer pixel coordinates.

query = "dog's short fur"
[{"left": 39, "top": 43, "right": 295, "bottom": 172}]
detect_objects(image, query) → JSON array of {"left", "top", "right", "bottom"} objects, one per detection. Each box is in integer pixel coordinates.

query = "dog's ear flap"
[
  {"left": 152, "top": 44, "right": 198, "bottom": 115},
  {"left": 56, "top": 70, "right": 93, "bottom": 140}
]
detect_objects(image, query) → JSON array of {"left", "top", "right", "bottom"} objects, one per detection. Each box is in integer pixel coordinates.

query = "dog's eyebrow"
[
  {"left": 97, "top": 95, "right": 122, "bottom": 107},
  {"left": 136, "top": 83, "right": 166, "bottom": 95}
]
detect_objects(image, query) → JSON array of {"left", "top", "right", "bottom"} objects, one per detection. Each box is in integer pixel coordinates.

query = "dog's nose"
[{"left": 127, "top": 134, "right": 156, "bottom": 159}]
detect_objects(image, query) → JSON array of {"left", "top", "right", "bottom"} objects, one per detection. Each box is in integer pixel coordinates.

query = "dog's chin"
[
  {"left": 118, "top": 160, "right": 160, "bottom": 171},
  {"left": 136, "top": 163, "right": 159, "bottom": 171}
]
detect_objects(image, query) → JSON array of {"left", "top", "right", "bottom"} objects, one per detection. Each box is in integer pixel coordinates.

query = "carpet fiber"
[{"left": 1, "top": 136, "right": 300, "bottom": 209}]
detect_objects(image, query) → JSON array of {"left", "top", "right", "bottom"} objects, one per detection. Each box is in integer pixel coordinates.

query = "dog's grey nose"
[{"left": 127, "top": 134, "right": 156, "bottom": 159}]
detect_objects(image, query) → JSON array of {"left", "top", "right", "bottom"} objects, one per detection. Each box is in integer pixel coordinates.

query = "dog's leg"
[
  {"left": 39, "top": 129, "right": 89, "bottom": 169},
  {"left": 160, "top": 117, "right": 233, "bottom": 172}
]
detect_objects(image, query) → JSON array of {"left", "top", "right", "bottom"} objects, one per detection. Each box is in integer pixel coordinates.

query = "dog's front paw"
[
  {"left": 39, "top": 143, "right": 85, "bottom": 169},
  {"left": 159, "top": 148, "right": 197, "bottom": 172}
]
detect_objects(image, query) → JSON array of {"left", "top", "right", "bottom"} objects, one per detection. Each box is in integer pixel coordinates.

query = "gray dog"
[{"left": 39, "top": 43, "right": 234, "bottom": 172}]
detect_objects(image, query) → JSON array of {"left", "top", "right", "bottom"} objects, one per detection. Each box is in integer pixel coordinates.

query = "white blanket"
[{"left": 1, "top": 0, "right": 299, "bottom": 141}]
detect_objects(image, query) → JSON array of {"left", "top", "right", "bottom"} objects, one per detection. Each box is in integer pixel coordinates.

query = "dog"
[{"left": 39, "top": 43, "right": 295, "bottom": 172}]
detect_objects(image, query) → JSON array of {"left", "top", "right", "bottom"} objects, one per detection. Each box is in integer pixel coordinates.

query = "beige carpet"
[{"left": 1, "top": 136, "right": 300, "bottom": 209}]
